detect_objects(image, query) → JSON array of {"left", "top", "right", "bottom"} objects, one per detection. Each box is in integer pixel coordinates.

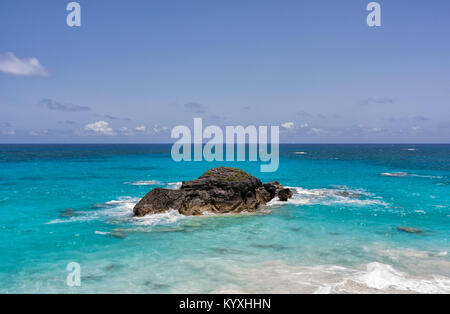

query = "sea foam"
[
  {"left": 267, "top": 186, "right": 388, "bottom": 208},
  {"left": 125, "top": 180, "right": 162, "bottom": 186},
  {"left": 167, "top": 182, "right": 182, "bottom": 189},
  {"left": 215, "top": 259, "right": 450, "bottom": 294},
  {"left": 48, "top": 196, "right": 186, "bottom": 227}
]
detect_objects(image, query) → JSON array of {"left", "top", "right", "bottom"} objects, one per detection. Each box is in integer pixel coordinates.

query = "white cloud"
[
  {"left": 137, "top": 125, "right": 169, "bottom": 135},
  {"left": 281, "top": 122, "right": 294, "bottom": 129},
  {"left": 309, "top": 128, "right": 324, "bottom": 135},
  {"left": 84, "top": 121, "right": 115, "bottom": 136},
  {"left": 151, "top": 125, "right": 169, "bottom": 134},
  {"left": 29, "top": 130, "right": 49, "bottom": 136},
  {"left": 117, "top": 125, "right": 165, "bottom": 136},
  {"left": 0, "top": 52, "right": 49, "bottom": 76},
  {"left": 1, "top": 129, "right": 15, "bottom": 136},
  {"left": 135, "top": 126, "right": 146, "bottom": 132},
  {"left": 119, "top": 127, "right": 135, "bottom": 136}
]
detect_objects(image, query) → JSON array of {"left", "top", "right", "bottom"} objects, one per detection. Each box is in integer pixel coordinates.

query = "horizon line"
[{"left": 0, "top": 143, "right": 449, "bottom": 145}]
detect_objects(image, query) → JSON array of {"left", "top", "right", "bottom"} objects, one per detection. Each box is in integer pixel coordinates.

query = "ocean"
[{"left": 0, "top": 144, "right": 449, "bottom": 293}]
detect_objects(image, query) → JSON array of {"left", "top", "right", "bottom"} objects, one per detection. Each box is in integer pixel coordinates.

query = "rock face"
[{"left": 133, "top": 167, "right": 293, "bottom": 217}]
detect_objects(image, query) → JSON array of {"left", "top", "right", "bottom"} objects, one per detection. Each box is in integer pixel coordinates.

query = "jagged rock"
[
  {"left": 278, "top": 188, "right": 293, "bottom": 202},
  {"left": 133, "top": 167, "right": 293, "bottom": 217}
]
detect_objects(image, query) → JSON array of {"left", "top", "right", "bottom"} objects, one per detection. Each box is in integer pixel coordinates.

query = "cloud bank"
[
  {"left": 39, "top": 99, "right": 90, "bottom": 112},
  {"left": 0, "top": 52, "right": 48, "bottom": 77},
  {"left": 184, "top": 102, "right": 206, "bottom": 113},
  {"left": 360, "top": 97, "right": 398, "bottom": 106},
  {"left": 84, "top": 121, "right": 115, "bottom": 136}
]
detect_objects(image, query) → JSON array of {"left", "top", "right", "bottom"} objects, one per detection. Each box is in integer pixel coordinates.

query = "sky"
[{"left": 0, "top": 0, "right": 449, "bottom": 143}]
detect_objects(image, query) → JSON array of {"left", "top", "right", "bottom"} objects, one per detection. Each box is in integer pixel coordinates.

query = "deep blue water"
[{"left": 0, "top": 144, "right": 449, "bottom": 293}]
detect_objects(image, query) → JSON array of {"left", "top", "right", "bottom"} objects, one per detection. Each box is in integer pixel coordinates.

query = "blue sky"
[{"left": 0, "top": 0, "right": 449, "bottom": 143}]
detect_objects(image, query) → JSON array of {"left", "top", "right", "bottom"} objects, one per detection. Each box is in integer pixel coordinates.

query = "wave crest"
[
  {"left": 267, "top": 186, "right": 388, "bottom": 208},
  {"left": 216, "top": 259, "right": 450, "bottom": 294},
  {"left": 125, "top": 180, "right": 162, "bottom": 186},
  {"left": 48, "top": 195, "right": 187, "bottom": 228}
]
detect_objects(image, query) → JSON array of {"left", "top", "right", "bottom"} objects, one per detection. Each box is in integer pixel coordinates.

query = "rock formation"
[{"left": 133, "top": 167, "right": 293, "bottom": 217}]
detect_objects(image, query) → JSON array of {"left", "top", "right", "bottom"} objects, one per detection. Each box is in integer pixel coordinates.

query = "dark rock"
[
  {"left": 59, "top": 208, "right": 80, "bottom": 217},
  {"left": 263, "top": 181, "right": 293, "bottom": 201},
  {"left": 133, "top": 188, "right": 185, "bottom": 216},
  {"left": 133, "top": 167, "right": 293, "bottom": 217},
  {"left": 397, "top": 226, "right": 423, "bottom": 234},
  {"left": 255, "top": 186, "right": 272, "bottom": 203},
  {"left": 335, "top": 191, "right": 363, "bottom": 198},
  {"left": 278, "top": 188, "right": 293, "bottom": 201}
]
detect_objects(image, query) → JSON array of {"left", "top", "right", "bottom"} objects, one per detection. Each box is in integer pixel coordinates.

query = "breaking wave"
[
  {"left": 215, "top": 256, "right": 450, "bottom": 294},
  {"left": 409, "top": 174, "right": 444, "bottom": 179},
  {"left": 47, "top": 196, "right": 185, "bottom": 226},
  {"left": 381, "top": 172, "right": 409, "bottom": 177},
  {"left": 124, "top": 180, "right": 185, "bottom": 189},
  {"left": 125, "top": 180, "right": 162, "bottom": 186},
  {"left": 132, "top": 209, "right": 185, "bottom": 226},
  {"left": 317, "top": 262, "right": 450, "bottom": 294},
  {"left": 381, "top": 172, "right": 443, "bottom": 179},
  {"left": 167, "top": 182, "right": 182, "bottom": 189},
  {"left": 267, "top": 186, "right": 388, "bottom": 208},
  {"left": 47, "top": 197, "right": 139, "bottom": 224}
]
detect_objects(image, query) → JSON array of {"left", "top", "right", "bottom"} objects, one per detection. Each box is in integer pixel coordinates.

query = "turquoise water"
[{"left": 0, "top": 144, "right": 449, "bottom": 293}]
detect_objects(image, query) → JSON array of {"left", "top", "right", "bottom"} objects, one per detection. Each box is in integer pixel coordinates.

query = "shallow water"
[{"left": 0, "top": 144, "right": 449, "bottom": 293}]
